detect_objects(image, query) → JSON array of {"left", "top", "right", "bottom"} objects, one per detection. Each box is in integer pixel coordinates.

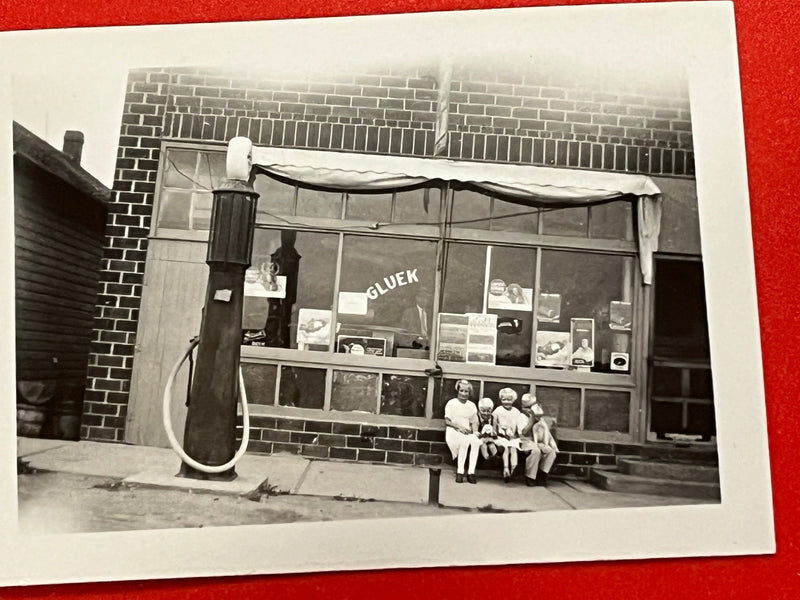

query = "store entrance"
[{"left": 648, "top": 258, "right": 715, "bottom": 441}]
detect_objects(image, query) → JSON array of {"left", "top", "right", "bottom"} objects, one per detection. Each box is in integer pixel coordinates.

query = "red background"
[{"left": 1, "top": 0, "right": 797, "bottom": 597}]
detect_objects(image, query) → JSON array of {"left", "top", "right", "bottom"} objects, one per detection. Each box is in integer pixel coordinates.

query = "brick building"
[{"left": 82, "top": 62, "right": 712, "bottom": 479}]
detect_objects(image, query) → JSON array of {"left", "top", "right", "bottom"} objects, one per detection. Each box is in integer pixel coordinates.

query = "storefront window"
[
  {"left": 394, "top": 188, "right": 442, "bottom": 225},
  {"left": 346, "top": 192, "right": 393, "bottom": 222},
  {"left": 243, "top": 228, "right": 338, "bottom": 351},
  {"left": 254, "top": 173, "right": 295, "bottom": 218},
  {"left": 536, "top": 385, "right": 580, "bottom": 428},
  {"left": 330, "top": 370, "right": 379, "bottom": 413},
  {"left": 380, "top": 374, "right": 427, "bottom": 417},
  {"left": 450, "top": 189, "right": 539, "bottom": 233},
  {"left": 536, "top": 250, "right": 634, "bottom": 373},
  {"left": 337, "top": 235, "right": 437, "bottom": 359},
  {"left": 241, "top": 363, "right": 277, "bottom": 406},
  {"left": 296, "top": 188, "right": 343, "bottom": 219},
  {"left": 584, "top": 389, "right": 630, "bottom": 432},
  {"left": 278, "top": 366, "right": 326, "bottom": 409}
]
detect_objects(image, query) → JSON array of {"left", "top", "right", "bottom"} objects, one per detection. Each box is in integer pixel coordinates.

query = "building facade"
[{"left": 83, "top": 64, "right": 712, "bottom": 478}]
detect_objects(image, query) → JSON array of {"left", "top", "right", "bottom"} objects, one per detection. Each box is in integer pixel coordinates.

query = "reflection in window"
[
  {"left": 337, "top": 236, "right": 437, "bottom": 359},
  {"left": 157, "top": 148, "right": 226, "bottom": 231},
  {"left": 536, "top": 386, "right": 580, "bottom": 428},
  {"left": 584, "top": 389, "right": 629, "bottom": 432},
  {"left": 330, "top": 371, "right": 379, "bottom": 413},
  {"left": 451, "top": 189, "right": 491, "bottom": 230},
  {"left": 491, "top": 198, "right": 539, "bottom": 234},
  {"left": 394, "top": 188, "right": 441, "bottom": 224},
  {"left": 243, "top": 229, "right": 338, "bottom": 351},
  {"left": 241, "top": 363, "right": 277, "bottom": 406},
  {"left": 296, "top": 188, "right": 343, "bottom": 219},
  {"left": 345, "top": 192, "right": 392, "bottom": 222},
  {"left": 278, "top": 366, "right": 326, "bottom": 409},
  {"left": 254, "top": 173, "right": 295, "bottom": 219},
  {"left": 537, "top": 250, "right": 634, "bottom": 373},
  {"left": 589, "top": 201, "right": 633, "bottom": 240},
  {"left": 541, "top": 206, "right": 588, "bottom": 237},
  {"left": 380, "top": 374, "right": 427, "bottom": 417}
]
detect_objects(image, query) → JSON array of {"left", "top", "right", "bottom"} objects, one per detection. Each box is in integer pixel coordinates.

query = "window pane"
[
  {"left": 345, "top": 193, "right": 392, "bottom": 222},
  {"left": 584, "top": 389, "right": 629, "bottom": 432},
  {"left": 195, "top": 151, "right": 227, "bottom": 191},
  {"left": 536, "top": 386, "right": 580, "bottom": 428},
  {"left": 394, "top": 187, "right": 441, "bottom": 224},
  {"left": 192, "top": 192, "right": 212, "bottom": 230},
  {"left": 541, "top": 206, "right": 588, "bottom": 237},
  {"left": 241, "top": 363, "right": 277, "bottom": 406},
  {"left": 481, "top": 381, "right": 529, "bottom": 411},
  {"left": 441, "top": 243, "right": 486, "bottom": 315},
  {"left": 380, "top": 374, "right": 427, "bottom": 417},
  {"left": 158, "top": 190, "right": 192, "bottom": 229},
  {"left": 491, "top": 198, "right": 539, "bottom": 233},
  {"left": 337, "top": 236, "right": 437, "bottom": 357},
  {"left": 330, "top": 370, "right": 379, "bottom": 413},
  {"left": 254, "top": 174, "right": 295, "bottom": 218},
  {"left": 487, "top": 246, "right": 535, "bottom": 367},
  {"left": 278, "top": 366, "right": 325, "bottom": 409},
  {"left": 243, "top": 229, "right": 338, "bottom": 351},
  {"left": 432, "top": 378, "right": 480, "bottom": 419},
  {"left": 296, "top": 188, "right": 343, "bottom": 219},
  {"left": 451, "top": 189, "right": 491, "bottom": 230},
  {"left": 163, "top": 150, "right": 201, "bottom": 189},
  {"left": 537, "top": 250, "right": 634, "bottom": 373},
  {"left": 590, "top": 201, "right": 633, "bottom": 240}
]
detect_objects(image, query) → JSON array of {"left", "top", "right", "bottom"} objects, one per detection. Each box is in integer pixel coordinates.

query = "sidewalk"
[{"left": 17, "top": 438, "right": 708, "bottom": 513}]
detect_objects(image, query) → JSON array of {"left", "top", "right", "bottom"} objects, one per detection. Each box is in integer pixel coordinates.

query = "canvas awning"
[{"left": 226, "top": 138, "right": 662, "bottom": 283}]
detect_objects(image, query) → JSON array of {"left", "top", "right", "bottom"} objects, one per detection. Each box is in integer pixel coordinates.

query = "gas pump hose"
[{"left": 162, "top": 337, "right": 251, "bottom": 473}]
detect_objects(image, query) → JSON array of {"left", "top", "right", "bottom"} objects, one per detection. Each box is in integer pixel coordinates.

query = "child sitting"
[
  {"left": 492, "top": 388, "right": 522, "bottom": 483},
  {"left": 476, "top": 397, "right": 498, "bottom": 460}
]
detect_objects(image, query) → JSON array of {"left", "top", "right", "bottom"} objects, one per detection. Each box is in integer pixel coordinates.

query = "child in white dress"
[
  {"left": 492, "top": 388, "right": 522, "bottom": 482},
  {"left": 476, "top": 397, "right": 498, "bottom": 460}
]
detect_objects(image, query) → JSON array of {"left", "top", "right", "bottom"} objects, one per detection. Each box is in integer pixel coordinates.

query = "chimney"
[{"left": 63, "top": 130, "right": 84, "bottom": 165}]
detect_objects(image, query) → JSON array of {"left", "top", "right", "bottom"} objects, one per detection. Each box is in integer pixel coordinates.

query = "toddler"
[
  {"left": 476, "top": 397, "right": 498, "bottom": 460},
  {"left": 492, "top": 388, "right": 522, "bottom": 482}
]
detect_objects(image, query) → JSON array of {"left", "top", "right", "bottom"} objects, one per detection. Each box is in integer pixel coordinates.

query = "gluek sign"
[{"left": 366, "top": 269, "right": 419, "bottom": 300}]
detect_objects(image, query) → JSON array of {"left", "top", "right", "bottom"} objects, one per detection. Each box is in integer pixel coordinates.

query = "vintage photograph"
[{"left": 1, "top": 2, "right": 773, "bottom": 587}]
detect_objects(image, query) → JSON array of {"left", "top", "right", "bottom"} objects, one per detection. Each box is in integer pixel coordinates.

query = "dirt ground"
[{"left": 17, "top": 470, "right": 467, "bottom": 534}]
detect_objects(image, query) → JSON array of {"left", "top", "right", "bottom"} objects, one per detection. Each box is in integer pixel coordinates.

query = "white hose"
[{"left": 162, "top": 338, "right": 250, "bottom": 473}]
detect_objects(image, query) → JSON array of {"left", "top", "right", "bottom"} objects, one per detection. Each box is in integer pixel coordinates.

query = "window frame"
[{"left": 152, "top": 142, "right": 646, "bottom": 439}]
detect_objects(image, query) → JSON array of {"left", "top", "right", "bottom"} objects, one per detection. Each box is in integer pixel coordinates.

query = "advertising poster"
[
  {"left": 296, "top": 308, "right": 331, "bottom": 345},
  {"left": 570, "top": 318, "right": 595, "bottom": 367},
  {"left": 338, "top": 291, "right": 369, "bottom": 315},
  {"left": 535, "top": 330, "right": 571, "bottom": 367},
  {"left": 466, "top": 313, "right": 498, "bottom": 365},
  {"left": 435, "top": 313, "right": 469, "bottom": 362},
  {"left": 610, "top": 301, "right": 632, "bottom": 331},
  {"left": 486, "top": 279, "right": 533, "bottom": 311},
  {"left": 337, "top": 335, "right": 386, "bottom": 356},
  {"left": 244, "top": 269, "right": 287, "bottom": 299},
  {"left": 537, "top": 293, "right": 562, "bottom": 323}
]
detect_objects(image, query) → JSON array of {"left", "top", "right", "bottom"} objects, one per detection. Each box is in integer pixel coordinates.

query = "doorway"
[{"left": 648, "top": 258, "right": 715, "bottom": 441}]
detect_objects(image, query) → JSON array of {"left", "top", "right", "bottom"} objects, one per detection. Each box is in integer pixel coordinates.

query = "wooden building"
[{"left": 13, "top": 122, "right": 110, "bottom": 440}]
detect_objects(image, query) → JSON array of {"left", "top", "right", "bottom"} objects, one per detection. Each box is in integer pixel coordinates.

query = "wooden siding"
[{"left": 14, "top": 158, "right": 106, "bottom": 387}]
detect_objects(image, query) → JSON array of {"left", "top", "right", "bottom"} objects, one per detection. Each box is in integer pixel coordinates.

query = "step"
[
  {"left": 639, "top": 445, "right": 718, "bottom": 464},
  {"left": 619, "top": 458, "right": 720, "bottom": 484},
  {"left": 589, "top": 469, "right": 721, "bottom": 500}
]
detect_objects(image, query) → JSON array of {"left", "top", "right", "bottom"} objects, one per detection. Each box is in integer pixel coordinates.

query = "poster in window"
[
  {"left": 296, "top": 308, "right": 331, "bottom": 346},
  {"left": 535, "top": 330, "right": 571, "bottom": 367},
  {"left": 436, "top": 313, "right": 469, "bottom": 362},
  {"left": 609, "top": 301, "right": 632, "bottom": 331},
  {"left": 336, "top": 335, "right": 386, "bottom": 357},
  {"left": 537, "top": 293, "right": 562, "bottom": 323},
  {"left": 338, "top": 291, "right": 369, "bottom": 315},
  {"left": 467, "top": 313, "right": 498, "bottom": 365},
  {"left": 570, "top": 318, "right": 595, "bottom": 367},
  {"left": 487, "top": 279, "right": 533, "bottom": 311},
  {"left": 244, "top": 267, "right": 287, "bottom": 299}
]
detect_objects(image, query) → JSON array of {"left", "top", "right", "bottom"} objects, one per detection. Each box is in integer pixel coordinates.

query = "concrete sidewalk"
[{"left": 17, "top": 438, "right": 709, "bottom": 512}]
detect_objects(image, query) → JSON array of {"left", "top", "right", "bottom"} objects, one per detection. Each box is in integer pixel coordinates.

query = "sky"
[{"left": 3, "top": 3, "right": 694, "bottom": 188}]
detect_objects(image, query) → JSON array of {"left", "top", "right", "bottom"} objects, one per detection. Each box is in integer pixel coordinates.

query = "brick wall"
[
  {"left": 85, "top": 65, "right": 693, "bottom": 446},
  {"left": 238, "top": 415, "right": 648, "bottom": 479}
]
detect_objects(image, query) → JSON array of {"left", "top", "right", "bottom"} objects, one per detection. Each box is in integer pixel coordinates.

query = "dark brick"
[
  {"left": 330, "top": 447, "right": 358, "bottom": 461},
  {"left": 357, "top": 449, "right": 387, "bottom": 463},
  {"left": 316, "top": 434, "right": 347, "bottom": 447},
  {"left": 276, "top": 418, "right": 305, "bottom": 432},
  {"left": 374, "top": 437, "right": 403, "bottom": 451},
  {"left": 250, "top": 416, "right": 277, "bottom": 429},
  {"left": 360, "top": 425, "right": 388, "bottom": 438},
  {"left": 347, "top": 436, "right": 374, "bottom": 449},
  {"left": 260, "top": 429, "right": 291, "bottom": 443},
  {"left": 247, "top": 440, "right": 273, "bottom": 454},
  {"left": 416, "top": 429, "right": 445, "bottom": 443},
  {"left": 388, "top": 426, "right": 417, "bottom": 440},
  {"left": 402, "top": 440, "right": 430, "bottom": 453},
  {"left": 332, "top": 422, "right": 361, "bottom": 435},
  {"left": 569, "top": 453, "right": 599, "bottom": 466},
  {"left": 559, "top": 440, "right": 585, "bottom": 452},
  {"left": 386, "top": 451, "right": 415, "bottom": 465},
  {"left": 586, "top": 442, "right": 614, "bottom": 454},
  {"left": 86, "top": 427, "right": 117, "bottom": 441},
  {"left": 303, "top": 420, "right": 332, "bottom": 433}
]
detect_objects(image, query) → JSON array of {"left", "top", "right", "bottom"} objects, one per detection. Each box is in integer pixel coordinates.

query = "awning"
[{"left": 227, "top": 139, "right": 662, "bottom": 283}]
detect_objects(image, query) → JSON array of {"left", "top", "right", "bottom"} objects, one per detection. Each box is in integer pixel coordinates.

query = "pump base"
[{"left": 177, "top": 463, "right": 238, "bottom": 482}]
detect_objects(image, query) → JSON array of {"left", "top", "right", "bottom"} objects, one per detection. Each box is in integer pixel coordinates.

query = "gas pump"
[{"left": 162, "top": 138, "right": 258, "bottom": 481}]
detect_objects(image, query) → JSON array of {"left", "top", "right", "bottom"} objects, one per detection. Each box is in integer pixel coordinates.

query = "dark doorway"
[{"left": 649, "top": 258, "right": 715, "bottom": 440}]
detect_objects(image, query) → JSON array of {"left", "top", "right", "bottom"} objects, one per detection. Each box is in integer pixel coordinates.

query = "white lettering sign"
[{"left": 365, "top": 269, "right": 420, "bottom": 299}]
